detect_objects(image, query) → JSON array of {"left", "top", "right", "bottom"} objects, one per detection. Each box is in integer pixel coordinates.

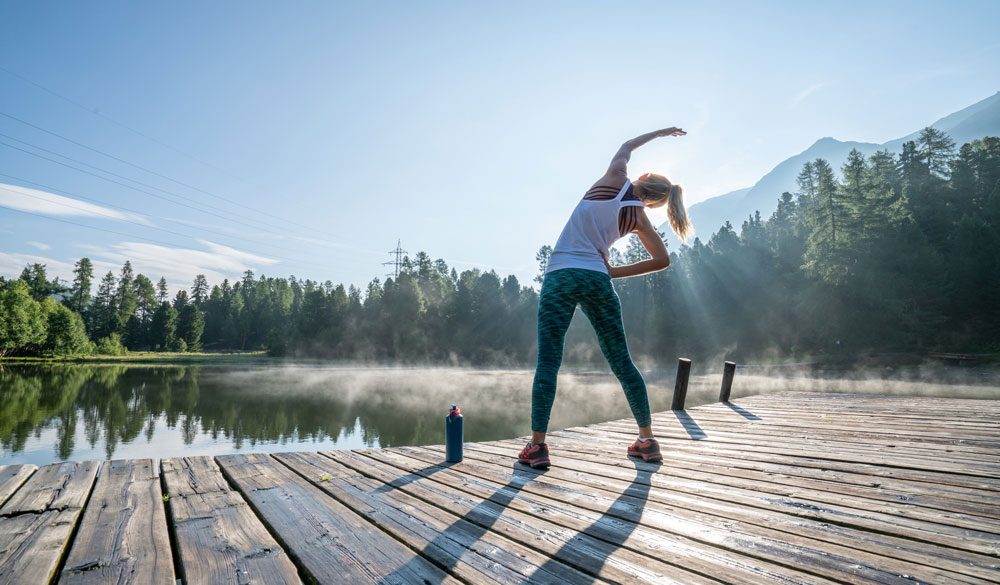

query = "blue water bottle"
[{"left": 446, "top": 404, "right": 463, "bottom": 462}]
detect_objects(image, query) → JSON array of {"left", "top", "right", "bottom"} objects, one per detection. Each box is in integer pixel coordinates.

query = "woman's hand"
[{"left": 657, "top": 127, "right": 686, "bottom": 137}]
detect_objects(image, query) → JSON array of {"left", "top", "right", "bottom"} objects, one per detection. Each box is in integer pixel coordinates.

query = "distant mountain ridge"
[{"left": 660, "top": 90, "right": 1000, "bottom": 247}]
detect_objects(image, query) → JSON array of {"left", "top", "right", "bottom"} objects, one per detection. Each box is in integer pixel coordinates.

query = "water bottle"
[{"left": 445, "top": 404, "right": 463, "bottom": 462}]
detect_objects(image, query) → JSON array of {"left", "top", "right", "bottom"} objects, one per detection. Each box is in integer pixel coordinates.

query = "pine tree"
[
  {"left": 534, "top": 245, "right": 552, "bottom": 284},
  {"left": 803, "top": 158, "right": 849, "bottom": 284},
  {"left": 116, "top": 261, "right": 138, "bottom": 326},
  {"left": 70, "top": 258, "right": 93, "bottom": 314},
  {"left": 917, "top": 127, "right": 956, "bottom": 178},
  {"left": 156, "top": 277, "right": 169, "bottom": 303},
  {"left": 177, "top": 304, "right": 205, "bottom": 351},
  {"left": 19, "top": 263, "right": 50, "bottom": 301},
  {"left": 93, "top": 271, "right": 120, "bottom": 338},
  {"left": 191, "top": 274, "right": 209, "bottom": 305}
]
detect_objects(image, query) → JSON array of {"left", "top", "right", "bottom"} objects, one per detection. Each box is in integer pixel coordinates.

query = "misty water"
[{"left": 2, "top": 363, "right": 998, "bottom": 466}]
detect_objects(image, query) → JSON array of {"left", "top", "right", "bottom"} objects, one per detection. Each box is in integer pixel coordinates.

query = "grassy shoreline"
[{"left": 0, "top": 351, "right": 270, "bottom": 365}]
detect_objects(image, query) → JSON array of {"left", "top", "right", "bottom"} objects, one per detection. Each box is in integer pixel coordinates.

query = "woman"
[{"left": 518, "top": 127, "right": 693, "bottom": 469}]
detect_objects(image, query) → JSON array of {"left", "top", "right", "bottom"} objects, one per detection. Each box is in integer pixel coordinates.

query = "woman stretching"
[{"left": 518, "top": 127, "right": 693, "bottom": 469}]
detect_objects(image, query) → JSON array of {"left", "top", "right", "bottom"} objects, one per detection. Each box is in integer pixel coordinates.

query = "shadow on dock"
[
  {"left": 520, "top": 460, "right": 659, "bottom": 584},
  {"left": 377, "top": 464, "right": 546, "bottom": 585},
  {"left": 672, "top": 410, "right": 707, "bottom": 439},
  {"left": 372, "top": 461, "right": 456, "bottom": 494},
  {"left": 725, "top": 402, "right": 761, "bottom": 420}
]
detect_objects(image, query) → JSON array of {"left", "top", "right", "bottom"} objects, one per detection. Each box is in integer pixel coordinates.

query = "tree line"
[{"left": 2, "top": 129, "right": 997, "bottom": 362}]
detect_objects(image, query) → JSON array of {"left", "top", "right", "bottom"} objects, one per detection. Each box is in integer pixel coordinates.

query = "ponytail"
[
  {"left": 634, "top": 173, "right": 694, "bottom": 243},
  {"left": 666, "top": 183, "right": 693, "bottom": 243}
]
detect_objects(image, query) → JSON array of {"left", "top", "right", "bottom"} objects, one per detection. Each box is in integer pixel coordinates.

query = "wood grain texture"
[
  {"left": 0, "top": 393, "right": 995, "bottom": 585},
  {"left": 274, "top": 450, "right": 615, "bottom": 585},
  {"left": 0, "top": 461, "right": 99, "bottom": 585},
  {"left": 59, "top": 459, "right": 174, "bottom": 585},
  {"left": 217, "top": 453, "right": 463, "bottom": 585},
  {"left": 429, "top": 442, "right": 999, "bottom": 584},
  {"left": 161, "top": 456, "right": 301, "bottom": 585},
  {"left": 326, "top": 448, "right": 809, "bottom": 585},
  {"left": 0, "top": 465, "right": 35, "bottom": 509}
]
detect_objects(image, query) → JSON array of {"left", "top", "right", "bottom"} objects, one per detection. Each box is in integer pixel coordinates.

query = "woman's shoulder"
[{"left": 583, "top": 174, "right": 629, "bottom": 201}]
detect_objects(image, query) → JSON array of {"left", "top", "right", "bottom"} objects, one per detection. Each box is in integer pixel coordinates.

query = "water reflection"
[
  {"left": 2, "top": 363, "right": 997, "bottom": 466},
  {"left": 1, "top": 365, "right": 553, "bottom": 466}
]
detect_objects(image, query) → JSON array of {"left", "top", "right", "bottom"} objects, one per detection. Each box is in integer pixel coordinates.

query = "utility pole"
[{"left": 383, "top": 239, "right": 407, "bottom": 279}]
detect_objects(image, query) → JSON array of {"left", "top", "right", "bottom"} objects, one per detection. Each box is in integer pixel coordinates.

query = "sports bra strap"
[{"left": 613, "top": 179, "right": 632, "bottom": 201}]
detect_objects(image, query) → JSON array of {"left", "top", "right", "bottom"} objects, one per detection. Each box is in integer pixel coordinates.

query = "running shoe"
[
  {"left": 517, "top": 442, "right": 550, "bottom": 469},
  {"left": 628, "top": 438, "right": 662, "bottom": 462}
]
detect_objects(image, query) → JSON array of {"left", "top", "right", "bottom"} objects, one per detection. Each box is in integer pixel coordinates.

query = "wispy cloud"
[
  {"left": 77, "top": 239, "right": 280, "bottom": 291},
  {"left": 0, "top": 183, "right": 151, "bottom": 225},
  {"left": 0, "top": 252, "right": 76, "bottom": 282},
  {"left": 790, "top": 82, "right": 828, "bottom": 109},
  {"left": 26, "top": 241, "right": 50, "bottom": 250}
]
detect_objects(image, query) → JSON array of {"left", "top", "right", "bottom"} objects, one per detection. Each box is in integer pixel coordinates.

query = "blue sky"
[{"left": 2, "top": 1, "right": 998, "bottom": 291}]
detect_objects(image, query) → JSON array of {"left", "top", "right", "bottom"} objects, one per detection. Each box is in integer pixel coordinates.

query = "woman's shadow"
[
  {"left": 518, "top": 458, "right": 659, "bottom": 584},
  {"left": 376, "top": 458, "right": 659, "bottom": 585}
]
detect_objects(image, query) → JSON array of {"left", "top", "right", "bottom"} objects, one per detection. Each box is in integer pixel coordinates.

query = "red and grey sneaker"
[
  {"left": 517, "top": 442, "right": 550, "bottom": 469},
  {"left": 628, "top": 438, "right": 663, "bottom": 462}
]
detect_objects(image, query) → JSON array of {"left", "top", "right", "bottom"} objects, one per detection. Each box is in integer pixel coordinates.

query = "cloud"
[
  {"left": 0, "top": 252, "right": 77, "bottom": 282},
  {"left": 26, "top": 241, "right": 51, "bottom": 250},
  {"left": 0, "top": 183, "right": 150, "bottom": 225},
  {"left": 78, "top": 240, "right": 280, "bottom": 292},
  {"left": 789, "top": 82, "right": 828, "bottom": 109}
]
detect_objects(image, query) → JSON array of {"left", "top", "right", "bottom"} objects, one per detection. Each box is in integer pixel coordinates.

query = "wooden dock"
[{"left": 1, "top": 392, "right": 998, "bottom": 584}]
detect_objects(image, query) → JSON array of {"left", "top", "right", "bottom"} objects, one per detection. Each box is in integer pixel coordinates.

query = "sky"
[{"left": 2, "top": 1, "right": 999, "bottom": 293}]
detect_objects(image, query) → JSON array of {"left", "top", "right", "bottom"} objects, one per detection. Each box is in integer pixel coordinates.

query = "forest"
[{"left": 2, "top": 129, "right": 998, "bottom": 363}]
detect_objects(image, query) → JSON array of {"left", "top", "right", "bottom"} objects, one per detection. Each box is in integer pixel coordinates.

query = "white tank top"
[{"left": 546, "top": 180, "right": 645, "bottom": 275}]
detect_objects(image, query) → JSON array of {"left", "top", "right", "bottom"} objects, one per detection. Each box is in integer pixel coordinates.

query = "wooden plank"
[
  {"left": 600, "top": 418, "right": 999, "bottom": 464},
  {"left": 327, "top": 448, "right": 844, "bottom": 585},
  {"left": 737, "top": 394, "right": 1000, "bottom": 423},
  {"left": 664, "top": 405, "right": 1000, "bottom": 444},
  {"left": 0, "top": 465, "right": 35, "bottom": 508},
  {"left": 272, "top": 450, "right": 617, "bottom": 585},
  {"left": 557, "top": 426, "right": 1000, "bottom": 536},
  {"left": 577, "top": 433, "right": 1000, "bottom": 519},
  {"left": 466, "top": 438, "right": 1000, "bottom": 557},
  {"left": 216, "top": 453, "right": 464, "bottom": 585},
  {"left": 597, "top": 420, "right": 1000, "bottom": 477},
  {"left": 161, "top": 456, "right": 301, "bottom": 585},
  {"left": 421, "top": 443, "right": 1000, "bottom": 584},
  {"left": 0, "top": 461, "right": 99, "bottom": 585},
  {"left": 655, "top": 405, "right": 1000, "bottom": 447},
  {"left": 563, "top": 424, "right": 1000, "bottom": 488},
  {"left": 59, "top": 459, "right": 174, "bottom": 585}
]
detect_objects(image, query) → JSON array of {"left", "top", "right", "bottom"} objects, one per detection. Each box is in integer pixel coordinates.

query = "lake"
[{"left": 2, "top": 362, "right": 997, "bottom": 466}]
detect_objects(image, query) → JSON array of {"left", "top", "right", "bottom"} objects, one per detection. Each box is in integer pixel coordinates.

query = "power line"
[
  {"left": 0, "top": 204, "right": 329, "bottom": 276},
  {"left": 383, "top": 239, "right": 408, "bottom": 279},
  {"left": 0, "top": 139, "right": 319, "bottom": 241},
  {"left": 0, "top": 64, "right": 248, "bottom": 186},
  {"left": 0, "top": 109, "right": 332, "bottom": 236},
  {"left": 0, "top": 186, "right": 323, "bottom": 270},
  {"left": 0, "top": 134, "right": 290, "bottom": 237},
  {"left": 0, "top": 171, "right": 320, "bottom": 258}
]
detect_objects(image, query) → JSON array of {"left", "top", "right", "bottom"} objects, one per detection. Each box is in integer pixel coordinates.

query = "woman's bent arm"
[{"left": 603, "top": 210, "right": 670, "bottom": 278}]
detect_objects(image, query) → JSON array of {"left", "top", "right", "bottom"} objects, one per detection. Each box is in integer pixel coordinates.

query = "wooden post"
[
  {"left": 719, "top": 361, "right": 736, "bottom": 402},
  {"left": 671, "top": 358, "right": 692, "bottom": 411}
]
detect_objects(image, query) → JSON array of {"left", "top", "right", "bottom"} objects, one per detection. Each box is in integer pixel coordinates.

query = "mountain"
[{"left": 660, "top": 91, "right": 1000, "bottom": 248}]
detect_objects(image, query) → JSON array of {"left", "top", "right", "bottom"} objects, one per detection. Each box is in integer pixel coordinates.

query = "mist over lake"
[{"left": 3, "top": 363, "right": 997, "bottom": 467}]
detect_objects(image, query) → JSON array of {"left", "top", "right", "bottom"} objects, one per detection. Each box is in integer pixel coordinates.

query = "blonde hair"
[{"left": 634, "top": 173, "right": 693, "bottom": 243}]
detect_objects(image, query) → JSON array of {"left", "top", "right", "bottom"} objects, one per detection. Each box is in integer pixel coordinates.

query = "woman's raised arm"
[{"left": 605, "top": 127, "right": 687, "bottom": 178}]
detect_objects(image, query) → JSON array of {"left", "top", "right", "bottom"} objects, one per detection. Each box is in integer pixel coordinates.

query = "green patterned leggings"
[{"left": 531, "top": 268, "right": 651, "bottom": 433}]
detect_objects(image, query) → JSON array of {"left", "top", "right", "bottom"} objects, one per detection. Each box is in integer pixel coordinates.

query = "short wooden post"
[
  {"left": 671, "top": 358, "right": 692, "bottom": 411},
  {"left": 719, "top": 361, "right": 736, "bottom": 402}
]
